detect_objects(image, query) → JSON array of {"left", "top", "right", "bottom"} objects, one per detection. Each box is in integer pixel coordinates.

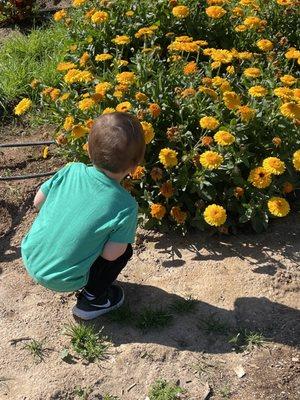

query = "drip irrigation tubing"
[{"left": 0, "top": 140, "right": 57, "bottom": 181}]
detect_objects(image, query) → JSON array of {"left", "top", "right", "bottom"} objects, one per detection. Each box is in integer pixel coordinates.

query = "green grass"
[
  {"left": 169, "top": 297, "right": 197, "bottom": 314},
  {"left": 103, "top": 395, "right": 120, "bottom": 400},
  {"left": 219, "top": 384, "right": 232, "bottom": 399},
  {"left": 64, "top": 323, "right": 110, "bottom": 363},
  {"left": 23, "top": 339, "right": 45, "bottom": 363},
  {"left": 136, "top": 308, "right": 172, "bottom": 331},
  {"left": 108, "top": 303, "right": 134, "bottom": 324},
  {"left": 229, "top": 329, "right": 266, "bottom": 352},
  {"left": 148, "top": 379, "right": 185, "bottom": 400},
  {"left": 74, "top": 386, "right": 92, "bottom": 400},
  {"left": 0, "top": 24, "right": 70, "bottom": 115},
  {"left": 199, "top": 315, "right": 230, "bottom": 335}
]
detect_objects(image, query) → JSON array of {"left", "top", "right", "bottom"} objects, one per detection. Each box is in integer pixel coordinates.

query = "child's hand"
[
  {"left": 33, "top": 189, "right": 46, "bottom": 210},
  {"left": 102, "top": 241, "right": 128, "bottom": 261}
]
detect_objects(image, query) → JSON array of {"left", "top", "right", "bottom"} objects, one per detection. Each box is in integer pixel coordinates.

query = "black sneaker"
[{"left": 72, "top": 284, "right": 124, "bottom": 320}]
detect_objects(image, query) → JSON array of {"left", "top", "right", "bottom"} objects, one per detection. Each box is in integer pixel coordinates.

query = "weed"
[
  {"left": 103, "top": 395, "right": 120, "bottom": 400},
  {"left": 64, "top": 322, "right": 110, "bottom": 363},
  {"left": 136, "top": 308, "right": 172, "bottom": 331},
  {"left": 229, "top": 329, "right": 266, "bottom": 352},
  {"left": 219, "top": 384, "right": 232, "bottom": 399},
  {"left": 148, "top": 379, "right": 185, "bottom": 400},
  {"left": 108, "top": 303, "right": 134, "bottom": 324},
  {"left": 199, "top": 314, "right": 230, "bottom": 335},
  {"left": 169, "top": 297, "right": 197, "bottom": 314},
  {"left": 74, "top": 386, "right": 92, "bottom": 400},
  {"left": 24, "top": 339, "right": 45, "bottom": 362}
]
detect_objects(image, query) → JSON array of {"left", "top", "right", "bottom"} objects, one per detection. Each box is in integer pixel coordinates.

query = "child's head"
[{"left": 88, "top": 112, "right": 145, "bottom": 174}]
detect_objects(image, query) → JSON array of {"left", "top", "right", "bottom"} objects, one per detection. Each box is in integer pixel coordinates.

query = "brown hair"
[{"left": 88, "top": 112, "right": 146, "bottom": 173}]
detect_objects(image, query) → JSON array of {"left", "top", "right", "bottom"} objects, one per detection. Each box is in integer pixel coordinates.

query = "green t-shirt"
[{"left": 21, "top": 163, "right": 138, "bottom": 292}]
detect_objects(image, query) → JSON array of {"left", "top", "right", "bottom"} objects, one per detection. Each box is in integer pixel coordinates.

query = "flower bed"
[{"left": 15, "top": 0, "right": 300, "bottom": 232}]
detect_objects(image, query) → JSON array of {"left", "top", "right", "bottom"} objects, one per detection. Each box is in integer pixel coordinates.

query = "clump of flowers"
[{"left": 17, "top": 0, "right": 300, "bottom": 233}]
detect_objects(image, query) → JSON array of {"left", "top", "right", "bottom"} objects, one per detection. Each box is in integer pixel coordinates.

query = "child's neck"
[{"left": 98, "top": 167, "right": 127, "bottom": 183}]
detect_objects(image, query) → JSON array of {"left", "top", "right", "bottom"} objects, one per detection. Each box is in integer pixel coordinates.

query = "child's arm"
[
  {"left": 102, "top": 241, "right": 128, "bottom": 261},
  {"left": 33, "top": 189, "right": 46, "bottom": 210}
]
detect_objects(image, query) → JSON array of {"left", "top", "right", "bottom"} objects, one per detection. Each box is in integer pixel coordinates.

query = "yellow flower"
[
  {"left": 272, "top": 137, "right": 282, "bottom": 147},
  {"left": 141, "top": 122, "right": 155, "bottom": 144},
  {"left": 232, "top": 6, "right": 244, "bottom": 16},
  {"left": 159, "top": 148, "right": 178, "bottom": 168},
  {"left": 199, "top": 116, "right": 220, "bottom": 130},
  {"left": 243, "top": 16, "right": 262, "bottom": 28},
  {"left": 292, "top": 150, "right": 300, "bottom": 171},
  {"left": 235, "top": 25, "right": 248, "bottom": 32},
  {"left": 116, "top": 71, "right": 136, "bottom": 85},
  {"left": 112, "top": 35, "right": 131, "bottom": 45},
  {"left": 172, "top": 5, "right": 190, "bottom": 18},
  {"left": 50, "top": 88, "right": 61, "bottom": 101},
  {"left": 223, "top": 91, "right": 241, "bottom": 110},
  {"left": 268, "top": 197, "right": 290, "bottom": 217},
  {"left": 125, "top": 10, "right": 134, "bottom": 17},
  {"left": 149, "top": 103, "right": 161, "bottom": 118},
  {"left": 214, "top": 130, "right": 235, "bottom": 146},
  {"left": 210, "top": 49, "right": 233, "bottom": 64},
  {"left": 57, "top": 62, "right": 76, "bottom": 71},
  {"left": 150, "top": 203, "right": 166, "bottom": 220},
  {"left": 14, "top": 98, "right": 32, "bottom": 115},
  {"left": 248, "top": 167, "right": 271, "bottom": 188},
  {"left": 64, "top": 69, "right": 93, "bottom": 84},
  {"left": 205, "top": 6, "right": 226, "bottom": 19},
  {"left": 277, "top": 0, "right": 294, "bottom": 5},
  {"left": 262, "top": 157, "right": 285, "bottom": 175},
  {"left": 256, "top": 39, "right": 273, "bottom": 51},
  {"left": 237, "top": 51, "right": 253, "bottom": 60},
  {"left": 115, "top": 101, "right": 132, "bottom": 112},
  {"left": 273, "top": 87, "right": 293, "bottom": 100},
  {"left": 204, "top": 204, "right": 227, "bottom": 226},
  {"left": 135, "top": 27, "right": 155, "bottom": 39},
  {"left": 160, "top": 181, "right": 174, "bottom": 198},
  {"left": 79, "top": 52, "right": 90, "bottom": 67},
  {"left": 63, "top": 115, "right": 74, "bottom": 131},
  {"left": 135, "top": 92, "right": 148, "bottom": 102},
  {"left": 226, "top": 65, "right": 235, "bottom": 75},
  {"left": 78, "top": 98, "right": 95, "bottom": 111},
  {"left": 280, "top": 102, "right": 300, "bottom": 119},
  {"left": 53, "top": 9, "right": 67, "bottom": 21},
  {"left": 95, "top": 53, "right": 113, "bottom": 61},
  {"left": 236, "top": 105, "right": 256, "bottom": 122},
  {"left": 131, "top": 166, "right": 145, "bottom": 180},
  {"left": 72, "top": 124, "right": 89, "bottom": 138},
  {"left": 244, "top": 67, "right": 261, "bottom": 78},
  {"left": 211, "top": 61, "right": 221, "bottom": 70},
  {"left": 248, "top": 85, "right": 267, "bottom": 97},
  {"left": 91, "top": 11, "right": 109, "bottom": 23},
  {"left": 199, "top": 86, "right": 218, "bottom": 99},
  {"left": 200, "top": 151, "right": 223, "bottom": 169},
  {"left": 102, "top": 107, "right": 115, "bottom": 114},
  {"left": 170, "top": 206, "right": 187, "bottom": 224},
  {"left": 285, "top": 48, "right": 300, "bottom": 59},
  {"left": 280, "top": 75, "right": 297, "bottom": 86},
  {"left": 72, "top": 0, "right": 86, "bottom": 7},
  {"left": 183, "top": 61, "right": 198, "bottom": 75},
  {"left": 95, "top": 82, "right": 112, "bottom": 95}
]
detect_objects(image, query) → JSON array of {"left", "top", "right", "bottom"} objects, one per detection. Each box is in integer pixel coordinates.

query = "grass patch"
[
  {"left": 136, "top": 308, "right": 172, "bottom": 332},
  {"left": 23, "top": 339, "right": 45, "bottom": 363},
  {"left": 64, "top": 322, "right": 110, "bottom": 363},
  {"left": 0, "top": 24, "right": 70, "bottom": 115},
  {"left": 169, "top": 297, "right": 197, "bottom": 314},
  {"left": 148, "top": 379, "right": 185, "bottom": 400},
  {"left": 219, "top": 384, "right": 232, "bottom": 399},
  {"left": 199, "top": 315, "right": 230, "bottom": 335},
  {"left": 74, "top": 386, "right": 92, "bottom": 400},
  {"left": 103, "top": 395, "right": 120, "bottom": 400},
  {"left": 108, "top": 303, "right": 134, "bottom": 324},
  {"left": 229, "top": 329, "right": 266, "bottom": 352}
]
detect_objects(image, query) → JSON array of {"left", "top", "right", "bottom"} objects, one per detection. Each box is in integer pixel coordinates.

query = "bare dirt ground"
[{"left": 0, "top": 124, "right": 299, "bottom": 400}]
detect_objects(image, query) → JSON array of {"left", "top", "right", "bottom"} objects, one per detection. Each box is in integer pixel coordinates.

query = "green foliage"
[
  {"left": 136, "top": 308, "right": 172, "bottom": 331},
  {"left": 0, "top": 24, "right": 70, "bottom": 116},
  {"left": 23, "top": 339, "right": 45, "bottom": 363},
  {"left": 229, "top": 329, "right": 266, "bottom": 352},
  {"left": 108, "top": 303, "right": 134, "bottom": 324},
  {"left": 64, "top": 322, "right": 110, "bottom": 362},
  {"left": 169, "top": 297, "right": 197, "bottom": 314},
  {"left": 148, "top": 379, "right": 185, "bottom": 400},
  {"left": 199, "top": 315, "right": 230, "bottom": 335}
]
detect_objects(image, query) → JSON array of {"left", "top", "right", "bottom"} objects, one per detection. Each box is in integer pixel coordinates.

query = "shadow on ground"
[
  {"left": 86, "top": 282, "right": 300, "bottom": 354},
  {"left": 142, "top": 213, "right": 300, "bottom": 276}
]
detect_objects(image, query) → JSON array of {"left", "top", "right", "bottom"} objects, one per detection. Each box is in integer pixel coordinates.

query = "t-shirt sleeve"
[
  {"left": 109, "top": 205, "right": 138, "bottom": 244},
  {"left": 40, "top": 164, "right": 71, "bottom": 196}
]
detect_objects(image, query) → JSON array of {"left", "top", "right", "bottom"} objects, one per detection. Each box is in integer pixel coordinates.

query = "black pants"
[{"left": 84, "top": 244, "right": 133, "bottom": 297}]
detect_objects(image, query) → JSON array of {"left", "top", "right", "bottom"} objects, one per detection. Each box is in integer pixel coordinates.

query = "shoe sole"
[{"left": 72, "top": 290, "right": 124, "bottom": 320}]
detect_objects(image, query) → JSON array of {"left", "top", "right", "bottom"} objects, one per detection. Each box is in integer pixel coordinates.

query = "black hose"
[
  {"left": 0, "top": 171, "right": 56, "bottom": 181},
  {"left": 0, "top": 140, "right": 56, "bottom": 148}
]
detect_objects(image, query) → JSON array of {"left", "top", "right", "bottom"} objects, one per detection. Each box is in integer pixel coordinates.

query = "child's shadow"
[{"left": 88, "top": 282, "right": 300, "bottom": 354}]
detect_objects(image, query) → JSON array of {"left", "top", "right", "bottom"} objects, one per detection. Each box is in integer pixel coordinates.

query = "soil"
[{"left": 0, "top": 124, "right": 299, "bottom": 400}]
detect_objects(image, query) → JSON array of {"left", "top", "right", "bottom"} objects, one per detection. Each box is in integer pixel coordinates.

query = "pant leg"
[{"left": 84, "top": 244, "right": 133, "bottom": 297}]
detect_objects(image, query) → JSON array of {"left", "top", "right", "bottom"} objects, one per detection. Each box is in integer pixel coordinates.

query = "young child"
[{"left": 21, "top": 112, "right": 145, "bottom": 320}]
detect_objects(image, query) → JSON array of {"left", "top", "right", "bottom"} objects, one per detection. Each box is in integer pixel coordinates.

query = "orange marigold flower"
[
  {"left": 131, "top": 166, "right": 145, "bottom": 180},
  {"left": 170, "top": 206, "right": 187, "bottom": 224},
  {"left": 234, "top": 187, "right": 245, "bottom": 198},
  {"left": 149, "top": 103, "right": 161, "bottom": 118},
  {"left": 150, "top": 203, "right": 167, "bottom": 220},
  {"left": 160, "top": 181, "right": 174, "bottom": 198},
  {"left": 150, "top": 167, "right": 163, "bottom": 181},
  {"left": 283, "top": 182, "right": 294, "bottom": 194},
  {"left": 202, "top": 136, "right": 214, "bottom": 146},
  {"left": 183, "top": 61, "right": 198, "bottom": 75}
]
